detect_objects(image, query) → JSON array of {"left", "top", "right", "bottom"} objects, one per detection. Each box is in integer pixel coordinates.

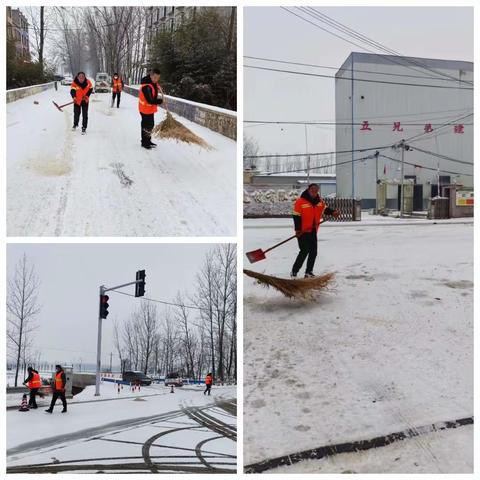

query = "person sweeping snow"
[
  {"left": 138, "top": 68, "right": 163, "bottom": 149},
  {"left": 291, "top": 184, "right": 339, "bottom": 278},
  {"left": 70, "top": 72, "right": 93, "bottom": 134},
  {"left": 23, "top": 366, "right": 41, "bottom": 409},
  {"left": 111, "top": 73, "right": 124, "bottom": 108},
  {"left": 45, "top": 365, "right": 67, "bottom": 414}
]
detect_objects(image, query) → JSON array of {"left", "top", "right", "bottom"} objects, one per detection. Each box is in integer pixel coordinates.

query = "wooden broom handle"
[{"left": 158, "top": 83, "right": 169, "bottom": 111}]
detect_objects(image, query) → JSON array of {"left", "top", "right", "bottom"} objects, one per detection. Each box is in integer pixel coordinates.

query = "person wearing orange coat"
[
  {"left": 45, "top": 365, "right": 67, "bottom": 413},
  {"left": 204, "top": 373, "right": 213, "bottom": 396},
  {"left": 111, "top": 73, "right": 124, "bottom": 108},
  {"left": 70, "top": 72, "right": 93, "bottom": 133},
  {"left": 291, "top": 184, "right": 339, "bottom": 278},
  {"left": 138, "top": 69, "right": 163, "bottom": 149},
  {"left": 23, "top": 366, "right": 41, "bottom": 409}
]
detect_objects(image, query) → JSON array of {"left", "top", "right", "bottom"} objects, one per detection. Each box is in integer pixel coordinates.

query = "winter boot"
[
  {"left": 45, "top": 409, "right": 53, "bottom": 413},
  {"left": 290, "top": 271, "right": 297, "bottom": 278},
  {"left": 304, "top": 272, "right": 315, "bottom": 278}
]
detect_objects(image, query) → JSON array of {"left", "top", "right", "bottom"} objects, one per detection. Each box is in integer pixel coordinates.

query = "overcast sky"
[
  {"left": 7, "top": 243, "right": 223, "bottom": 367},
  {"left": 244, "top": 7, "right": 474, "bottom": 155}
]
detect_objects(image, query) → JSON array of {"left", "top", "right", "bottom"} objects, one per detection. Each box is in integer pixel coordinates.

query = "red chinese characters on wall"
[
  {"left": 360, "top": 120, "right": 372, "bottom": 131},
  {"left": 357, "top": 121, "right": 467, "bottom": 134},
  {"left": 392, "top": 122, "right": 403, "bottom": 132}
]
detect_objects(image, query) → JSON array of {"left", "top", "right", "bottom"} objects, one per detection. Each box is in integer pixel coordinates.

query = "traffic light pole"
[
  {"left": 95, "top": 285, "right": 106, "bottom": 396},
  {"left": 94, "top": 278, "right": 145, "bottom": 396}
]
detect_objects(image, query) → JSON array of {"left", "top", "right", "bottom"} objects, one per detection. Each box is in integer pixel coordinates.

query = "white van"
[{"left": 95, "top": 72, "right": 111, "bottom": 93}]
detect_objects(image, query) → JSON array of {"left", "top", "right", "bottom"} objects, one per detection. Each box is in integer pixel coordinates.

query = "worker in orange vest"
[
  {"left": 46, "top": 365, "right": 67, "bottom": 413},
  {"left": 70, "top": 72, "right": 93, "bottom": 134},
  {"left": 204, "top": 373, "right": 213, "bottom": 396},
  {"left": 291, "top": 183, "right": 339, "bottom": 278},
  {"left": 111, "top": 73, "right": 124, "bottom": 108},
  {"left": 23, "top": 366, "right": 42, "bottom": 409},
  {"left": 138, "top": 68, "right": 163, "bottom": 149}
]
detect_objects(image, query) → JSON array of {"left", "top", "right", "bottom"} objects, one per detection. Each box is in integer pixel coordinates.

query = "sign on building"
[{"left": 456, "top": 190, "right": 474, "bottom": 207}]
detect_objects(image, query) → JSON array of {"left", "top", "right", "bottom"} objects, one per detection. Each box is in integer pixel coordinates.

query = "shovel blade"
[
  {"left": 52, "top": 101, "right": 63, "bottom": 112},
  {"left": 246, "top": 249, "right": 266, "bottom": 264}
]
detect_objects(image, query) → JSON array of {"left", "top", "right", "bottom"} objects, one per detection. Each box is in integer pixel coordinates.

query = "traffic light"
[
  {"left": 100, "top": 295, "right": 109, "bottom": 319},
  {"left": 135, "top": 269, "right": 146, "bottom": 297}
]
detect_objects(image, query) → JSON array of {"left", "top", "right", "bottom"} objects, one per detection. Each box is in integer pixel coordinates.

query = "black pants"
[
  {"left": 141, "top": 113, "right": 155, "bottom": 146},
  {"left": 28, "top": 388, "right": 39, "bottom": 408},
  {"left": 49, "top": 390, "right": 67, "bottom": 411},
  {"left": 112, "top": 91, "right": 121, "bottom": 107},
  {"left": 204, "top": 384, "right": 211, "bottom": 395},
  {"left": 292, "top": 231, "right": 318, "bottom": 274},
  {"left": 73, "top": 101, "right": 89, "bottom": 129}
]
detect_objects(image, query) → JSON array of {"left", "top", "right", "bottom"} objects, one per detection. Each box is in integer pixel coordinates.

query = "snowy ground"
[
  {"left": 243, "top": 218, "right": 473, "bottom": 473},
  {"left": 7, "top": 86, "right": 236, "bottom": 236},
  {"left": 7, "top": 384, "right": 237, "bottom": 473}
]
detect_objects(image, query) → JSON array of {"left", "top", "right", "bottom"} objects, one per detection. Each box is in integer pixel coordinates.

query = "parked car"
[
  {"left": 165, "top": 372, "right": 183, "bottom": 387},
  {"left": 61, "top": 76, "right": 73, "bottom": 86},
  {"left": 95, "top": 72, "right": 110, "bottom": 93},
  {"left": 122, "top": 371, "right": 152, "bottom": 386}
]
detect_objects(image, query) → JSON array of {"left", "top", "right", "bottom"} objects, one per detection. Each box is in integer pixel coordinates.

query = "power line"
[
  {"left": 244, "top": 120, "right": 473, "bottom": 126},
  {"left": 380, "top": 154, "right": 473, "bottom": 177},
  {"left": 295, "top": 7, "right": 473, "bottom": 86},
  {"left": 244, "top": 55, "right": 473, "bottom": 84},
  {"left": 110, "top": 289, "right": 206, "bottom": 312},
  {"left": 410, "top": 146, "right": 473, "bottom": 166},
  {"left": 244, "top": 107, "right": 473, "bottom": 126},
  {"left": 406, "top": 113, "right": 473, "bottom": 143},
  {"left": 245, "top": 64, "right": 473, "bottom": 90},
  {"left": 245, "top": 144, "right": 394, "bottom": 159}
]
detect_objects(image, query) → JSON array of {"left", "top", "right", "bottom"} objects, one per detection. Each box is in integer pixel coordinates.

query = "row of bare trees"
[
  {"left": 114, "top": 245, "right": 237, "bottom": 383},
  {"left": 6, "top": 255, "right": 41, "bottom": 387}
]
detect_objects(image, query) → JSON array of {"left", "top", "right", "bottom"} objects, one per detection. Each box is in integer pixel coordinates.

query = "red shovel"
[
  {"left": 246, "top": 219, "right": 327, "bottom": 264},
  {"left": 52, "top": 100, "right": 74, "bottom": 112}
]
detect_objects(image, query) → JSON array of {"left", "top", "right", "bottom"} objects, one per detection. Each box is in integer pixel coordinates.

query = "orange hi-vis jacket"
[
  {"left": 138, "top": 83, "right": 159, "bottom": 114},
  {"left": 28, "top": 372, "right": 41, "bottom": 389},
  {"left": 71, "top": 78, "right": 92, "bottom": 105},
  {"left": 205, "top": 375, "right": 213, "bottom": 386},
  {"left": 55, "top": 371, "right": 65, "bottom": 392},
  {"left": 112, "top": 77, "right": 123, "bottom": 93},
  {"left": 293, "top": 196, "right": 326, "bottom": 232}
]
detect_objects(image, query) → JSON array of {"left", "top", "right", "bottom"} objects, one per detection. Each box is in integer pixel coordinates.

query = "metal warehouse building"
[{"left": 335, "top": 52, "right": 473, "bottom": 209}]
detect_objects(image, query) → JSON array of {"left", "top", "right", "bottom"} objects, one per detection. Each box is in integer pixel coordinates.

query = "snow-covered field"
[
  {"left": 7, "top": 384, "right": 237, "bottom": 473},
  {"left": 7, "top": 86, "right": 236, "bottom": 236},
  {"left": 243, "top": 218, "right": 473, "bottom": 473}
]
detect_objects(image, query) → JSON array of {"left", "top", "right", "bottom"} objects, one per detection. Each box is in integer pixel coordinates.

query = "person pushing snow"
[
  {"left": 291, "top": 183, "right": 339, "bottom": 278},
  {"left": 70, "top": 72, "right": 93, "bottom": 134}
]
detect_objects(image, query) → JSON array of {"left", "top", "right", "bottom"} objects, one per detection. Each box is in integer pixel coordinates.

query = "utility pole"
[
  {"left": 400, "top": 139, "right": 405, "bottom": 218},
  {"left": 374, "top": 150, "right": 379, "bottom": 213},
  {"left": 304, "top": 123, "right": 310, "bottom": 184},
  {"left": 95, "top": 271, "right": 146, "bottom": 396}
]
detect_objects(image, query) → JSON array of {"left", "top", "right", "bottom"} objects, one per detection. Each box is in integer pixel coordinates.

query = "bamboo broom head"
[
  {"left": 243, "top": 269, "right": 334, "bottom": 299},
  {"left": 152, "top": 111, "right": 211, "bottom": 149}
]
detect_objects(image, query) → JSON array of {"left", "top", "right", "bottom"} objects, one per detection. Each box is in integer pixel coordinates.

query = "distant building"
[
  {"left": 335, "top": 52, "right": 473, "bottom": 209},
  {"left": 6, "top": 7, "right": 30, "bottom": 60}
]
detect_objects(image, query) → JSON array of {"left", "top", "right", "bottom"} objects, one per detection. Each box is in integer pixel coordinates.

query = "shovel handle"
[
  {"left": 263, "top": 235, "right": 297, "bottom": 254},
  {"left": 263, "top": 218, "right": 330, "bottom": 255}
]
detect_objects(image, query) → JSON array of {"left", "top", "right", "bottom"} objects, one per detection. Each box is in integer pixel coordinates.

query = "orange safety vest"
[
  {"left": 112, "top": 77, "right": 123, "bottom": 93},
  {"left": 55, "top": 371, "right": 65, "bottom": 391},
  {"left": 205, "top": 375, "right": 213, "bottom": 385},
  {"left": 293, "top": 197, "right": 326, "bottom": 232},
  {"left": 138, "top": 83, "right": 159, "bottom": 114},
  {"left": 71, "top": 78, "right": 92, "bottom": 105},
  {"left": 28, "top": 372, "right": 41, "bottom": 389}
]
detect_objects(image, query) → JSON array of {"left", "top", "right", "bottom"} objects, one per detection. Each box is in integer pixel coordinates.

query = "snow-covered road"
[
  {"left": 7, "top": 86, "right": 236, "bottom": 236},
  {"left": 243, "top": 219, "right": 473, "bottom": 473},
  {"left": 7, "top": 385, "right": 237, "bottom": 473}
]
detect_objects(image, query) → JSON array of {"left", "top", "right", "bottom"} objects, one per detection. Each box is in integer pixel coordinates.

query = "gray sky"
[
  {"left": 244, "top": 7, "right": 474, "bottom": 155},
  {"left": 7, "top": 243, "right": 221, "bottom": 366}
]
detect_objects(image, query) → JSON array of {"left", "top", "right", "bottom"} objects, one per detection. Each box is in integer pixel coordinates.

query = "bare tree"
[{"left": 7, "top": 254, "right": 41, "bottom": 387}]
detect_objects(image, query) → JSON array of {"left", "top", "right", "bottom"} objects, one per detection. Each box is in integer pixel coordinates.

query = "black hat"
[
  {"left": 55, "top": 364, "right": 62, "bottom": 369},
  {"left": 308, "top": 183, "right": 319, "bottom": 188}
]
